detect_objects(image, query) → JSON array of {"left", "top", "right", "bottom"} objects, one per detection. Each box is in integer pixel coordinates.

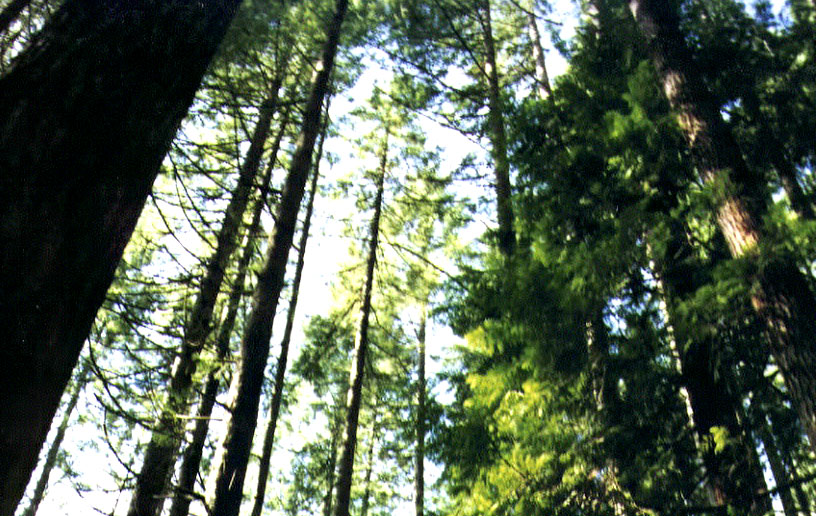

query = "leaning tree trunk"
[
  {"left": 209, "top": 0, "right": 348, "bottom": 512},
  {"left": 525, "top": 4, "right": 552, "bottom": 100},
  {"left": 168, "top": 109, "right": 291, "bottom": 516},
  {"left": 20, "top": 359, "right": 91, "bottom": 516},
  {"left": 629, "top": 0, "right": 816, "bottom": 451},
  {"left": 479, "top": 0, "right": 515, "bottom": 256},
  {"left": 333, "top": 135, "right": 388, "bottom": 516},
  {"left": 249, "top": 117, "right": 327, "bottom": 516},
  {"left": 415, "top": 308, "right": 427, "bottom": 516},
  {"left": 0, "top": 2, "right": 243, "bottom": 513},
  {"left": 128, "top": 83, "right": 282, "bottom": 516}
]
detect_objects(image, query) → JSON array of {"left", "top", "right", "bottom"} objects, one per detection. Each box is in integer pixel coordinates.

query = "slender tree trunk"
[
  {"left": 359, "top": 417, "right": 379, "bottom": 516},
  {"left": 250, "top": 117, "right": 327, "bottom": 516},
  {"left": 758, "top": 420, "right": 798, "bottom": 516},
  {"left": 415, "top": 308, "right": 427, "bottom": 516},
  {"left": 209, "top": 1, "right": 347, "bottom": 512},
  {"left": 20, "top": 359, "right": 91, "bottom": 516},
  {"left": 0, "top": 0, "right": 29, "bottom": 35},
  {"left": 168, "top": 110, "right": 290, "bottom": 516},
  {"left": 0, "top": 3, "right": 243, "bottom": 513},
  {"left": 323, "top": 410, "right": 342, "bottom": 516},
  {"left": 128, "top": 84, "right": 282, "bottom": 516},
  {"left": 479, "top": 0, "right": 515, "bottom": 256},
  {"left": 333, "top": 135, "right": 388, "bottom": 516},
  {"left": 629, "top": 0, "right": 816, "bottom": 452},
  {"left": 525, "top": 5, "right": 552, "bottom": 100}
]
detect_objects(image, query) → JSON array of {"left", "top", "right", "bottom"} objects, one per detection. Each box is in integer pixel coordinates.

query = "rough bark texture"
[
  {"left": 249, "top": 122, "right": 326, "bottom": 516},
  {"left": 169, "top": 113, "right": 289, "bottom": 516},
  {"left": 128, "top": 86, "right": 280, "bottom": 516},
  {"left": 415, "top": 309, "right": 427, "bottom": 516},
  {"left": 479, "top": 0, "right": 515, "bottom": 256},
  {"left": 209, "top": 1, "right": 347, "bottom": 512},
  {"left": 20, "top": 360, "right": 90, "bottom": 516},
  {"left": 0, "top": 3, "right": 241, "bottom": 513},
  {"left": 629, "top": 0, "right": 816, "bottom": 451},
  {"left": 333, "top": 138, "right": 387, "bottom": 516}
]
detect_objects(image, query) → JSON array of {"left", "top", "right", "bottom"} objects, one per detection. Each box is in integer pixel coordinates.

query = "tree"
[{"left": 0, "top": 2, "right": 244, "bottom": 511}]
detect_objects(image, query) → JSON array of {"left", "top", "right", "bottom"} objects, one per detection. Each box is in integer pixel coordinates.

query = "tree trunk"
[
  {"left": 757, "top": 420, "right": 798, "bottom": 516},
  {"left": 20, "top": 359, "right": 91, "bottom": 516},
  {"left": 0, "top": 0, "right": 30, "bottom": 35},
  {"left": 333, "top": 134, "right": 388, "bottom": 516},
  {"left": 250, "top": 117, "right": 327, "bottom": 516},
  {"left": 209, "top": 0, "right": 347, "bottom": 511},
  {"left": 479, "top": 0, "right": 515, "bottom": 256},
  {"left": 525, "top": 5, "right": 552, "bottom": 100},
  {"left": 128, "top": 84, "right": 282, "bottom": 516},
  {"left": 168, "top": 110, "right": 290, "bottom": 516},
  {"left": 0, "top": 2, "right": 242, "bottom": 513},
  {"left": 415, "top": 308, "right": 427, "bottom": 516},
  {"left": 323, "top": 410, "right": 342, "bottom": 516},
  {"left": 629, "top": 0, "right": 816, "bottom": 452}
]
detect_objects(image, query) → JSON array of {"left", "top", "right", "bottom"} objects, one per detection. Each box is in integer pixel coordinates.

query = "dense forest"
[{"left": 1, "top": 0, "right": 816, "bottom": 515}]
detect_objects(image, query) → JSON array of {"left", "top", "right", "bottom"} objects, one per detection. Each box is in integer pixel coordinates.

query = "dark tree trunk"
[
  {"left": 0, "top": 0, "right": 30, "bottom": 35},
  {"left": 415, "top": 308, "right": 426, "bottom": 516},
  {"left": 20, "top": 359, "right": 91, "bottom": 516},
  {"left": 249, "top": 118, "right": 326, "bottom": 516},
  {"left": 168, "top": 111, "right": 289, "bottom": 516},
  {"left": 128, "top": 84, "right": 281, "bottom": 516},
  {"left": 333, "top": 135, "right": 387, "bottom": 516},
  {"left": 209, "top": 0, "right": 347, "bottom": 512},
  {"left": 0, "top": 3, "right": 242, "bottom": 513},
  {"left": 630, "top": 0, "right": 816, "bottom": 452},
  {"left": 479, "top": 0, "right": 515, "bottom": 256}
]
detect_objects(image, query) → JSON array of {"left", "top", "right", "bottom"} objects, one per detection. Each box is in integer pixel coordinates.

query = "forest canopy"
[{"left": 1, "top": 0, "right": 816, "bottom": 515}]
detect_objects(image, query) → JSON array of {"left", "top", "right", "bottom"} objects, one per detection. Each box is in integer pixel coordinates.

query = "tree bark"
[
  {"left": 333, "top": 134, "right": 388, "bottom": 516},
  {"left": 415, "top": 308, "right": 427, "bottom": 516},
  {"left": 525, "top": 5, "right": 552, "bottom": 100},
  {"left": 128, "top": 84, "right": 282, "bottom": 516},
  {"left": 629, "top": 0, "right": 816, "bottom": 452},
  {"left": 0, "top": 2, "right": 242, "bottom": 513},
  {"left": 249, "top": 117, "right": 327, "bottom": 516},
  {"left": 0, "top": 0, "right": 30, "bottom": 35},
  {"left": 20, "top": 359, "right": 91, "bottom": 516},
  {"left": 479, "top": 0, "right": 515, "bottom": 256},
  {"left": 168, "top": 110, "right": 290, "bottom": 516},
  {"left": 209, "top": 0, "right": 347, "bottom": 512}
]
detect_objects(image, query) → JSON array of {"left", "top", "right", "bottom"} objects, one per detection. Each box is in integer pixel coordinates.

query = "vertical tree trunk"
[
  {"left": 333, "top": 135, "right": 388, "bottom": 516},
  {"left": 168, "top": 110, "right": 290, "bottom": 516},
  {"left": 359, "top": 417, "right": 379, "bottom": 516},
  {"left": 209, "top": 1, "right": 348, "bottom": 512},
  {"left": 128, "top": 83, "right": 283, "bottom": 516},
  {"left": 0, "top": 0, "right": 30, "bottom": 35},
  {"left": 20, "top": 359, "right": 91, "bottom": 516},
  {"left": 629, "top": 0, "right": 816, "bottom": 452},
  {"left": 0, "top": 3, "right": 243, "bottom": 513},
  {"left": 415, "top": 308, "right": 427, "bottom": 516},
  {"left": 479, "top": 0, "right": 515, "bottom": 256},
  {"left": 757, "top": 421, "right": 798, "bottom": 516},
  {"left": 250, "top": 117, "right": 327, "bottom": 516},
  {"left": 525, "top": 5, "right": 552, "bottom": 100}
]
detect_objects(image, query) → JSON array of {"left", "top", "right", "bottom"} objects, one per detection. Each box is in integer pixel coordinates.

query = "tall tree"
[
  {"left": 629, "top": 0, "right": 816, "bottom": 450},
  {"left": 0, "top": 2, "right": 244, "bottom": 511},
  {"left": 208, "top": 0, "right": 348, "bottom": 511}
]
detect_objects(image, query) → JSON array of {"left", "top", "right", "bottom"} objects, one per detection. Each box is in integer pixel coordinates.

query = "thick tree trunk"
[
  {"left": 20, "top": 359, "right": 91, "bottom": 516},
  {"left": 333, "top": 136, "right": 387, "bottom": 516},
  {"left": 479, "top": 0, "right": 515, "bottom": 256},
  {"left": 415, "top": 308, "right": 426, "bottom": 516},
  {"left": 0, "top": 3, "right": 242, "bottom": 513},
  {"left": 629, "top": 0, "right": 816, "bottom": 451},
  {"left": 0, "top": 0, "right": 30, "bottom": 35},
  {"left": 168, "top": 111, "right": 289, "bottom": 516},
  {"left": 250, "top": 119, "right": 326, "bottom": 516},
  {"left": 128, "top": 85, "right": 281, "bottom": 516},
  {"left": 209, "top": 1, "right": 347, "bottom": 512}
]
